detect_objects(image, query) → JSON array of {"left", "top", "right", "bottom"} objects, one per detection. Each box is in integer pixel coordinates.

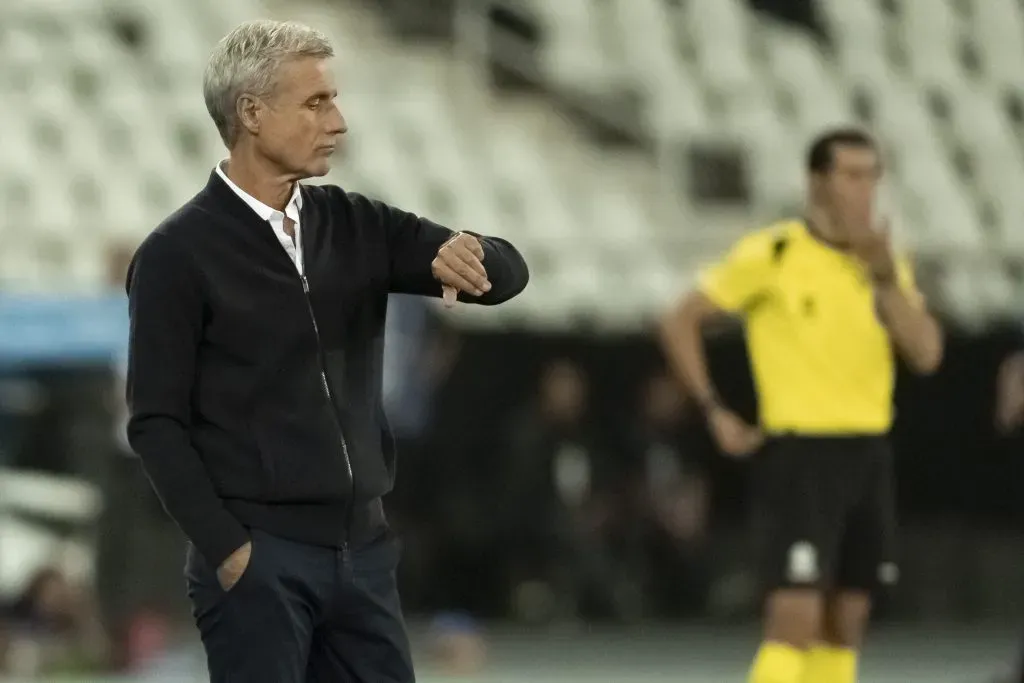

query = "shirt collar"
[{"left": 215, "top": 160, "right": 303, "bottom": 221}]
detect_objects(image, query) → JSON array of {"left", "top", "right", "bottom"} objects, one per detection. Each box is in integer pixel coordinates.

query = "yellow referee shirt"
[{"left": 699, "top": 219, "right": 922, "bottom": 435}]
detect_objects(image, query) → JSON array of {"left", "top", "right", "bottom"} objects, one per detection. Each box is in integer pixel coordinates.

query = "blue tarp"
[{"left": 0, "top": 294, "right": 128, "bottom": 366}]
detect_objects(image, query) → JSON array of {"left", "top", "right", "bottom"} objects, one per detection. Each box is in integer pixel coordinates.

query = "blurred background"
[{"left": 2, "top": 0, "right": 1024, "bottom": 680}]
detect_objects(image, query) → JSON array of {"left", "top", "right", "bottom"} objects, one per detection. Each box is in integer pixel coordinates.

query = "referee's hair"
[{"left": 806, "top": 128, "right": 877, "bottom": 174}]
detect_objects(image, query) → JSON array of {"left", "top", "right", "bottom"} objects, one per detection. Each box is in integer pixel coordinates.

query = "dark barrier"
[
  {"left": 412, "top": 323, "right": 1024, "bottom": 620},
  {"left": 431, "top": 324, "right": 1024, "bottom": 526},
  {"left": 6, "top": 322, "right": 1023, "bottom": 625}
]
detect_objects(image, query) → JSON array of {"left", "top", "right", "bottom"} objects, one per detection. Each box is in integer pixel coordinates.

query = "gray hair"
[{"left": 203, "top": 20, "right": 334, "bottom": 147}]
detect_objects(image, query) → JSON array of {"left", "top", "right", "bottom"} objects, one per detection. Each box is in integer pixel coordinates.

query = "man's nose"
[{"left": 328, "top": 107, "right": 348, "bottom": 136}]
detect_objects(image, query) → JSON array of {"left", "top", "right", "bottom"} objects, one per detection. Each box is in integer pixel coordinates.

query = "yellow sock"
[
  {"left": 802, "top": 645, "right": 857, "bottom": 683},
  {"left": 748, "top": 642, "right": 807, "bottom": 683}
]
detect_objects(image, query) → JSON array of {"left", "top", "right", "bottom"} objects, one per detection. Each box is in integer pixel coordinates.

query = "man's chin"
[{"left": 305, "top": 160, "right": 332, "bottom": 178}]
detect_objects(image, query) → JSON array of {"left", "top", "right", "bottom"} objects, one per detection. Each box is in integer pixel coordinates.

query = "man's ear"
[{"left": 236, "top": 94, "right": 262, "bottom": 136}]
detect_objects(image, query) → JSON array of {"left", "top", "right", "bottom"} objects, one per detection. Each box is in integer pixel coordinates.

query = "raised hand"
[
  {"left": 849, "top": 216, "right": 896, "bottom": 284},
  {"left": 431, "top": 232, "right": 491, "bottom": 308}
]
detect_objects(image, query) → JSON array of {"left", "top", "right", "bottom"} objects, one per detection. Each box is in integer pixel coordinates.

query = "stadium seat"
[
  {"left": 940, "top": 263, "right": 982, "bottom": 325},
  {"left": 899, "top": 0, "right": 968, "bottom": 91},
  {"left": 55, "top": 28, "right": 124, "bottom": 80},
  {"left": 588, "top": 186, "right": 651, "bottom": 258},
  {"left": 817, "top": 0, "right": 892, "bottom": 88},
  {"left": 946, "top": 83, "right": 1015, "bottom": 145},
  {"left": 3, "top": 0, "right": 93, "bottom": 21},
  {"left": 686, "top": 0, "right": 759, "bottom": 95},
  {"left": 4, "top": 0, "right": 1024, "bottom": 326},
  {"left": 4, "top": 25, "right": 48, "bottom": 75},
  {"left": 611, "top": 0, "right": 678, "bottom": 90},
  {"left": 981, "top": 269, "right": 1017, "bottom": 315},
  {"left": 533, "top": 0, "right": 614, "bottom": 95},
  {"left": 0, "top": 468, "right": 103, "bottom": 596},
  {"left": 970, "top": 0, "right": 1024, "bottom": 90},
  {"left": 763, "top": 25, "right": 853, "bottom": 134},
  {"left": 724, "top": 89, "right": 804, "bottom": 211},
  {"left": 991, "top": 190, "right": 1024, "bottom": 251},
  {"left": 815, "top": 0, "right": 886, "bottom": 47}
]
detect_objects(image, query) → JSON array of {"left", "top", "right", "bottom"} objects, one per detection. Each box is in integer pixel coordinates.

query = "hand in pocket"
[{"left": 216, "top": 540, "right": 253, "bottom": 591}]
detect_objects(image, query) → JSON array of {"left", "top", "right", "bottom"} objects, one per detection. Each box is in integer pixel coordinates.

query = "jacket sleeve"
[
  {"left": 125, "top": 232, "right": 249, "bottom": 569},
  {"left": 356, "top": 194, "right": 529, "bottom": 305}
]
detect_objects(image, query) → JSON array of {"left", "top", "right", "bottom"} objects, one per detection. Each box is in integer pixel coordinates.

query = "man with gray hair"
[{"left": 124, "top": 19, "right": 529, "bottom": 682}]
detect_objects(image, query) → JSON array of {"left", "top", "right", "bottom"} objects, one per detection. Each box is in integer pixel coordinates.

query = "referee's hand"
[
  {"left": 849, "top": 216, "right": 896, "bottom": 283},
  {"left": 708, "top": 407, "right": 763, "bottom": 457}
]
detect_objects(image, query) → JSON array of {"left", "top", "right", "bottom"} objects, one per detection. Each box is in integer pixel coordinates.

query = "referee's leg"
[
  {"left": 812, "top": 440, "right": 899, "bottom": 683},
  {"left": 748, "top": 440, "right": 841, "bottom": 683}
]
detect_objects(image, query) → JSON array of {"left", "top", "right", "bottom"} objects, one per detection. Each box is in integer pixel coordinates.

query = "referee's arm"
[
  {"left": 660, "top": 232, "right": 769, "bottom": 411},
  {"left": 659, "top": 234, "right": 767, "bottom": 456},
  {"left": 874, "top": 259, "right": 943, "bottom": 375},
  {"left": 660, "top": 290, "right": 723, "bottom": 410}
]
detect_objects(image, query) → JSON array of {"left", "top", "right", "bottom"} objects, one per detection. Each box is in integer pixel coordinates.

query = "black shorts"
[{"left": 751, "top": 435, "right": 898, "bottom": 594}]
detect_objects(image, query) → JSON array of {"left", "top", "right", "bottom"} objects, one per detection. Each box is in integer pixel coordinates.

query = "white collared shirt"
[{"left": 216, "top": 161, "right": 305, "bottom": 276}]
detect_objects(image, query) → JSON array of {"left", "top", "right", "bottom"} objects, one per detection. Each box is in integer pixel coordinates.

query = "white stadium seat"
[
  {"left": 969, "top": 0, "right": 1024, "bottom": 90},
  {"left": 900, "top": 0, "right": 968, "bottom": 91},
  {"left": 686, "top": 0, "right": 759, "bottom": 94},
  {"left": 612, "top": 0, "right": 680, "bottom": 91},
  {"left": 3, "top": 0, "right": 1024, "bottom": 326},
  {"left": 764, "top": 26, "right": 853, "bottom": 133},
  {"left": 816, "top": 0, "right": 885, "bottom": 47}
]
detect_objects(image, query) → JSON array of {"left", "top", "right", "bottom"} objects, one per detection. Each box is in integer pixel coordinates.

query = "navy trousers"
[{"left": 185, "top": 528, "right": 414, "bottom": 683}]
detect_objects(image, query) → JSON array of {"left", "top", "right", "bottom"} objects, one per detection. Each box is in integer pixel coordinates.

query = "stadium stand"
[{"left": 4, "top": 0, "right": 1024, "bottom": 329}]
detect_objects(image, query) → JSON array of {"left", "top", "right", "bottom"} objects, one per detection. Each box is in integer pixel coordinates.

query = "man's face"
[
  {"left": 817, "top": 145, "right": 882, "bottom": 237},
  {"left": 254, "top": 57, "right": 347, "bottom": 179}
]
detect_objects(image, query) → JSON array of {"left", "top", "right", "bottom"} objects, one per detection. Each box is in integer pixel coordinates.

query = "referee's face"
[
  {"left": 824, "top": 145, "right": 882, "bottom": 237},
  {"left": 256, "top": 57, "right": 348, "bottom": 179}
]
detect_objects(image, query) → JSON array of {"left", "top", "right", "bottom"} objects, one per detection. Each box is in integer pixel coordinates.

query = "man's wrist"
[{"left": 440, "top": 230, "right": 459, "bottom": 248}]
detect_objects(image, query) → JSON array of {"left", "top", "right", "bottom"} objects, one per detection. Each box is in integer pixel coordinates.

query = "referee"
[{"left": 660, "top": 128, "right": 943, "bottom": 683}]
